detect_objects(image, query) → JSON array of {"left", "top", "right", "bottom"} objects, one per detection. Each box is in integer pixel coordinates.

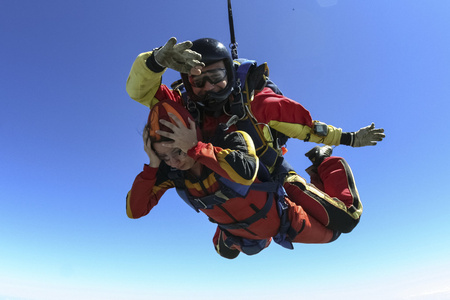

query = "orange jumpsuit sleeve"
[
  {"left": 187, "top": 130, "right": 259, "bottom": 186},
  {"left": 126, "top": 164, "right": 174, "bottom": 219}
]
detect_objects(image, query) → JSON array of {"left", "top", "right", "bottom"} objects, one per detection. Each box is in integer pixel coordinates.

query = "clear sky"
[{"left": 1, "top": 0, "right": 450, "bottom": 299}]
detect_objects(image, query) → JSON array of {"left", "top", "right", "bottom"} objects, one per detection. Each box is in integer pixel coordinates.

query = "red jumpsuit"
[
  {"left": 126, "top": 130, "right": 336, "bottom": 257},
  {"left": 126, "top": 52, "right": 362, "bottom": 248}
]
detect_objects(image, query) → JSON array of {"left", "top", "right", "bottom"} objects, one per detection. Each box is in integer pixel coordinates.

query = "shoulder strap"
[{"left": 167, "top": 168, "right": 201, "bottom": 212}]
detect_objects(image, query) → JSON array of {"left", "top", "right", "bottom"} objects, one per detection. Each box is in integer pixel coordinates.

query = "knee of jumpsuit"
[
  {"left": 318, "top": 156, "right": 360, "bottom": 209},
  {"left": 283, "top": 174, "right": 334, "bottom": 228},
  {"left": 285, "top": 199, "right": 334, "bottom": 244}
]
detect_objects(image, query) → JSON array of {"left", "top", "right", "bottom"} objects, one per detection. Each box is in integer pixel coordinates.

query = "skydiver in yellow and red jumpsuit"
[{"left": 125, "top": 37, "right": 385, "bottom": 258}]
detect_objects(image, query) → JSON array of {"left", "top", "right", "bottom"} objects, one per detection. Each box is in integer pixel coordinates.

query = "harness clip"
[
  {"left": 219, "top": 114, "right": 239, "bottom": 132},
  {"left": 193, "top": 198, "right": 208, "bottom": 209}
]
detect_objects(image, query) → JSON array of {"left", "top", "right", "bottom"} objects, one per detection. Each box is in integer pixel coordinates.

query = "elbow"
[
  {"left": 126, "top": 192, "right": 140, "bottom": 219},
  {"left": 125, "top": 79, "right": 141, "bottom": 101},
  {"left": 126, "top": 206, "right": 136, "bottom": 219},
  {"left": 238, "top": 159, "right": 259, "bottom": 186}
]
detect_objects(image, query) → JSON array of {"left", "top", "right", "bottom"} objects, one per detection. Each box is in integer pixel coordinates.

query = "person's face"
[
  {"left": 189, "top": 61, "right": 228, "bottom": 98},
  {"left": 153, "top": 143, "right": 195, "bottom": 171}
]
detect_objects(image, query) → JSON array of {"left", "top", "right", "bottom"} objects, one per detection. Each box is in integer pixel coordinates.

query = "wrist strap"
[{"left": 146, "top": 49, "right": 166, "bottom": 73}]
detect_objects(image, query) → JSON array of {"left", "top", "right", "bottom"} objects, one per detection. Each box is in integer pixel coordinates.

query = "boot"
[
  {"left": 305, "top": 145, "right": 333, "bottom": 167},
  {"left": 305, "top": 145, "right": 333, "bottom": 190}
]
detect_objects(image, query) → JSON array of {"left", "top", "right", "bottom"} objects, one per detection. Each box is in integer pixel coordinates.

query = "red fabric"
[
  {"left": 286, "top": 198, "right": 334, "bottom": 243},
  {"left": 137, "top": 84, "right": 346, "bottom": 249},
  {"left": 127, "top": 165, "right": 162, "bottom": 218},
  {"left": 319, "top": 157, "right": 355, "bottom": 208},
  {"left": 250, "top": 87, "right": 314, "bottom": 127},
  {"left": 168, "top": 87, "right": 315, "bottom": 142},
  {"left": 283, "top": 156, "right": 356, "bottom": 228},
  {"left": 202, "top": 88, "right": 314, "bottom": 141},
  {"left": 154, "top": 84, "right": 184, "bottom": 105},
  {"left": 148, "top": 100, "right": 192, "bottom": 141}
]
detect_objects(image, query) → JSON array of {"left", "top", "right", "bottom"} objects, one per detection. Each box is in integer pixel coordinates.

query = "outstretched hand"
[
  {"left": 353, "top": 123, "right": 385, "bottom": 147},
  {"left": 154, "top": 37, "right": 204, "bottom": 74},
  {"left": 143, "top": 125, "right": 161, "bottom": 167},
  {"left": 157, "top": 113, "right": 198, "bottom": 152}
]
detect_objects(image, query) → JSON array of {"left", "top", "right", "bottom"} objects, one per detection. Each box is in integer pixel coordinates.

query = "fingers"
[
  {"left": 156, "top": 126, "right": 174, "bottom": 140},
  {"left": 143, "top": 125, "right": 150, "bottom": 144},
  {"left": 168, "top": 58, "right": 203, "bottom": 74},
  {"left": 168, "top": 51, "right": 187, "bottom": 64},
  {"left": 188, "top": 117, "right": 196, "bottom": 129},
  {"left": 370, "top": 135, "right": 384, "bottom": 142},
  {"left": 186, "top": 59, "right": 204, "bottom": 69},
  {"left": 183, "top": 49, "right": 202, "bottom": 62},
  {"left": 164, "top": 37, "right": 178, "bottom": 49},
  {"left": 371, "top": 128, "right": 385, "bottom": 133},
  {"left": 157, "top": 114, "right": 185, "bottom": 137},
  {"left": 157, "top": 119, "right": 178, "bottom": 140},
  {"left": 367, "top": 125, "right": 386, "bottom": 142},
  {"left": 173, "top": 42, "right": 203, "bottom": 71},
  {"left": 162, "top": 113, "right": 183, "bottom": 128},
  {"left": 189, "top": 65, "right": 203, "bottom": 75},
  {"left": 361, "top": 123, "right": 375, "bottom": 132},
  {"left": 173, "top": 40, "right": 193, "bottom": 52},
  {"left": 159, "top": 37, "right": 204, "bottom": 73},
  {"left": 160, "top": 141, "right": 175, "bottom": 148},
  {"left": 171, "top": 40, "right": 201, "bottom": 63}
]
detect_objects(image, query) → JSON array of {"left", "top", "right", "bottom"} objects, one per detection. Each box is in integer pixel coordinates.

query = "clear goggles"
[{"left": 188, "top": 68, "right": 227, "bottom": 88}]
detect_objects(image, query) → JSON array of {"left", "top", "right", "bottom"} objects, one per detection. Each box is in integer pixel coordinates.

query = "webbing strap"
[
  {"left": 216, "top": 192, "right": 274, "bottom": 230},
  {"left": 190, "top": 193, "right": 227, "bottom": 210},
  {"left": 183, "top": 177, "right": 280, "bottom": 211},
  {"left": 232, "top": 60, "right": 282, "bottom": 170}
]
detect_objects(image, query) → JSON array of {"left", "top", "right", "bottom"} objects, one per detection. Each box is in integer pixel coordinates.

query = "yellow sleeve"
[
  {"left": 125, "top": 51, "right": 166, "bottom": 108},
  {"left": 268, "top": 120, "right": 343, "bottom": 146}
]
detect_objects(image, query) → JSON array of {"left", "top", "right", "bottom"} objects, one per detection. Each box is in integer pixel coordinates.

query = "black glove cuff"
[
  {"left": 146, "top": 50, "right": 166, "bottom": 73},
  {"left": 340, "top": 132, "right": 355, "bottom": 146}
]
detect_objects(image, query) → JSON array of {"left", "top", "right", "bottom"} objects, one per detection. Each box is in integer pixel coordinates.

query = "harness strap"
[
  {"left": 230, "top": 60, "right": 283, "bottom": 170},
  {"left": 234, "top": 113, "right": 280, "bottom": 162},
  {"left": 190, "top": 193, "right": 227, "bottom": 210},
  {"left": 230, "top": 60, "right": 254, "bottom": 119},
  {"left": 215, "top": 192, "right": 274, "bottom": 230},
  {"left": 184, "top": 175, "right": 281, "bottom": 211}
]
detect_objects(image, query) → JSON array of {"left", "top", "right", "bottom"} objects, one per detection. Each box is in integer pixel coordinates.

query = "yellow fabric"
[
  {"left": 126, "top": 51, "right": 166, "bottom": 108},
  {"left": 126, "top": 52, "right": 343, "bottom": 146},
  {"left": 126, "top": 191, "right": 134, "bottom": 218},
  {"left": 184, "top": 172, "right": 217, "bottom": 191},
  {"left": 340, "top": 160, "right": 363, "bottom": 220},
  {"left": 268, "top": 120, "right": 343, "bottom": 146}
]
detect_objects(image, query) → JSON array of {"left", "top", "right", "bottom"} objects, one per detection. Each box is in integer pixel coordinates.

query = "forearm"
[
  {"left": 306, "top": 124, "right": 343, "bottom": 146},
  {"left": 126, "top": 51, "right": 166, "bottom": 108},
  {"left": 188, "top": 132, "right": 259, "bottom": 185},
  {"left": 268, "top": 120, "right": 343, "bottom": 146},
  {"left": 252, "top": 89, "right": 352, "bottom": 146},
  {"left": 126, "top": 165, "right": 167, "bottom": 218}
]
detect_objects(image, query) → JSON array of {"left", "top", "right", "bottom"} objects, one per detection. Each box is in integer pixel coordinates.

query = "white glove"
[
  {"left": 153, "top": 37, "right": 204, "bottom": 73},
  {"left": 352, "top": 123, "right": 385, "bottom": 147}
]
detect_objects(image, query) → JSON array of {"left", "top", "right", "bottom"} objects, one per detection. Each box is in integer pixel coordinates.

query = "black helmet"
[{"left": 181, "top": 38, "right": 235, "bottom": 112}]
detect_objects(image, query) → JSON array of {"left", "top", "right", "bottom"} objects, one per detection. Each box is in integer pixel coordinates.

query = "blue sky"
[{"left": 1, "top": 0, "right": 450, "bottom": 299}]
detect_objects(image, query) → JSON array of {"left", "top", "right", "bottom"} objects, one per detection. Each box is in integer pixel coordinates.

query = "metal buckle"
[{"left": 194, "top": 198, "right": 208, "bottom": 209}]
